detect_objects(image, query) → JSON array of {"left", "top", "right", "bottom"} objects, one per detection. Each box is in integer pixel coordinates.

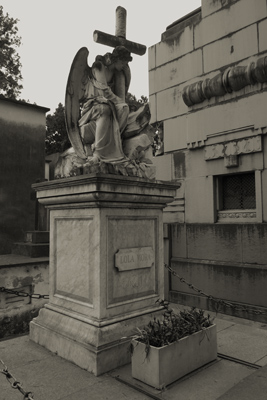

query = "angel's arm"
[
  {"left": 123, "top": 64, "right": 131, "bottom": 94},
  {"left": 114, "top": 63, "right": 131, "bottom": 101}
]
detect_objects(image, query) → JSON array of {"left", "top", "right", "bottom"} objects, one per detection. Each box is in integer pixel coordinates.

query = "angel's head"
[
  {"left": 94, "top": 46, "right": 132, "bottom": 70},
  {"left": 111, "top": 46, "right": 132, "bottom": 63}
]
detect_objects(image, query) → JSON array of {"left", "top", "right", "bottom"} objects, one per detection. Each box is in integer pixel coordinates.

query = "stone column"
[{"left": 30, "top": 173, "right": 177, "bottom": 375}]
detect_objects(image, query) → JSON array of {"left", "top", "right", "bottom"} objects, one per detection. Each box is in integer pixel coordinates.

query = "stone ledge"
[
  {"left": 0, "top": 254, "right": 49, "bottom": 268},
  {"left": 171, "top": 256, "right": 267, "bottom": 270},
  {"left": 32, "top": 173, "right": 179, "bottom": 208},
  {"left": 12, "top": 243, "right": 49, "bottom": 258},
  {"left": 170, "top": 291, "right": 267, "bottom": 324},
  {"left": 33, "top": 173, "right": 177, "bottom": 191}
]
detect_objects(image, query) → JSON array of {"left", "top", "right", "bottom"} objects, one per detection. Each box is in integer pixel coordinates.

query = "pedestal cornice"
[{"left": 32, "top": 173, "right": 179, "bottom": 208}]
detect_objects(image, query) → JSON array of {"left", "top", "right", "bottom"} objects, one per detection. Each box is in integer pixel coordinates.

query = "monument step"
[
  {"left": 25, "top": 231, "right": 49, "bottom": 244},
  {"left": 12, "top": 242, "right": 49, "bottom": 258}
]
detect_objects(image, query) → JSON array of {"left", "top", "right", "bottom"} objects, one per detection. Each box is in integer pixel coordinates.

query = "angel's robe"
[{"left": 78, "top": 66, "right": 149, "bottom": 163}]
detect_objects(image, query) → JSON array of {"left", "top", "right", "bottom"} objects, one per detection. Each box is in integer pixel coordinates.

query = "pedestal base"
[
  {"left": 30, "top": 303, "right": 162, "bottom": 375},
  {"left": 30, "top": 174, "right": 177, "bottom": 375}
]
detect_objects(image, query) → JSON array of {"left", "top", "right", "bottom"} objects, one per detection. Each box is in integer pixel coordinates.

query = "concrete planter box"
[{"left": 131, "top": 324, "right": 217, "bottom": 389}]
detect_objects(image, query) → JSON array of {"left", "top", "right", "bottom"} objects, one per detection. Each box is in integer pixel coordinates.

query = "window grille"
[{"left": 221, "top": 173, "right": 256, "bottom": 210}]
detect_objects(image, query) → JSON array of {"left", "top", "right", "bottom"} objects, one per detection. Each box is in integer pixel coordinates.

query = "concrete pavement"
[{"left": 1, "top": 309, "right": 267, "bottom": 400}]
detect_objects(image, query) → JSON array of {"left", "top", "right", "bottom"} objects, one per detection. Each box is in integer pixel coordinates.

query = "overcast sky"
[{"left": 1, "top": 0, "right": 201, "bottom": 113}]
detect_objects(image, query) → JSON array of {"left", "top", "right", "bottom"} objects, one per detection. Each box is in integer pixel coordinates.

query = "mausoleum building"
[
  {"left": 150, "top": 0, "right": 267, "bottom": 320},
  {"left": 0, "top": 97, "right": 49, "bottom": 254}
]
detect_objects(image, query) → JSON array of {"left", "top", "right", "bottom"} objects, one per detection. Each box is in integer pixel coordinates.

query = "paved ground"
[{"left": 1, "top": 309, "right": 267, "bottom": 400}]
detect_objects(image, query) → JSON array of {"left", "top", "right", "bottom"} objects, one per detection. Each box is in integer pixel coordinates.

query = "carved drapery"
[{"left": 182, "top": 56, "right": 267, "bottom": 107}]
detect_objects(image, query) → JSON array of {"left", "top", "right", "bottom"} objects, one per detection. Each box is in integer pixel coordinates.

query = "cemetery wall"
[
  {"left": 0, "top": 98, "right": 49, "bottom": 254},
  {"left": 150, "top": 0, "right": 267, "bottom": 320},
  {"left": 168, "top": 223, "right": 267, "bottom": 320},
  {"left": 0, "top": 257, "right": 49, "bottom": 338}
]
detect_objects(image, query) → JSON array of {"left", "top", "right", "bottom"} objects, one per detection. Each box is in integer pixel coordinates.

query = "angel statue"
[{"left": 55, "top": 45, "right": 155, "bottom": 179}]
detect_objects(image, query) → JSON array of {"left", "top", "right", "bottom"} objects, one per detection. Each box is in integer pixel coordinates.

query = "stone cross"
[{"left": 93, "top": 6, "right": 146, "bottom": 56}]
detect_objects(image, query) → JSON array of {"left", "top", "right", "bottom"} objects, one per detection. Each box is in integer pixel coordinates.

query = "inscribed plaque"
[{"left": 115, "top": 247, "right": 154, "bottom": 271}]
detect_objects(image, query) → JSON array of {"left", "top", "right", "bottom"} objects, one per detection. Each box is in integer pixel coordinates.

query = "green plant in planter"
[{"left": 132, "top": 300, "right": 214, "bottom": 356}]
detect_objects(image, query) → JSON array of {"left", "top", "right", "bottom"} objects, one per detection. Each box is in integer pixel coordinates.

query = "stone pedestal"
[{"left": 30, "top": 174, "right": 177, "bottom": 375}]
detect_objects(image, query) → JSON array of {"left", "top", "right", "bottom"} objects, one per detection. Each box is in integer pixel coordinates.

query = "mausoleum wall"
[
  {"left": 149, "top": 0, "right": 267, "bottom": 224},
  {"left": 0, "top": 98, "right": 49, "bottom": 254},
  {"left": 149, "top": 0, "right": 267, "bottom": 321}
]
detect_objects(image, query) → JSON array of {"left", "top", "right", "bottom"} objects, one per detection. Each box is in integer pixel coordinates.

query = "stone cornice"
[
  {"left": 32, "top": 173, "right": 179, "bottom": 208},
  {"left": 182, "top": 55, "right": 267, "bottom": 107},
  {"left": 32, "top": 173, "right": 178, "bottom": 192}
]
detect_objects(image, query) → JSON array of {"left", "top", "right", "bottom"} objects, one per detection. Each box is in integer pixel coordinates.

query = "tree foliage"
[
  {"left": 126, "top": 92, "right": 148, "bottom": 111},
  {"left": 45, "top": 103, "right": 69, "bottom": 155},
  {"left": 0, "top": 6, "right": 23, "bottom": 99}
]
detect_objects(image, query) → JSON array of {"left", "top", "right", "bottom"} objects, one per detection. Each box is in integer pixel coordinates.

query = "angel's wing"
[{"left": 65, "top": 47, "right": 89, "bottom": 161}]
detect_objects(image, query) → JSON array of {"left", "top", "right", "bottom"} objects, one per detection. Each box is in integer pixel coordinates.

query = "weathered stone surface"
[
  {"left": 184, "top": 91, "right": 267, "bottom": 149},
  {"left": 164, "top": 116, "right": 187, "bottom": 152},
  {"left": 152, "top": 154, "right": 172, "bottom": 181},
  {"left": 131, "top": 325, "right": 217, "bottom": 389},
  {"left": 170, "top": 258, "right": 267, "bottom": 312},
  {"left": 198, "top": 0, "right": 267, "bottom": 45},
  {"left": 185, "top": 176, "right": 215, "bottom": 223},
  {"left": 263, "top": 169, "right": 267, "bottom": 222},
  {"left": 161, "top": 8, "right": 201, "bottom": 42},
  {"left": 148, "top": 45, "right": 156, "bottom": 71},
  {"left": 155, "top": 25, "right": 194, "bottom": 68},
  {"left": 33, "top": 174, "right": 178, "bottom": 207},
  {"left": 259, "top": 19, "right": 267, "bottom": 53},
  {"left": 83, "top": 160, "right": 156, "bottom": 180},
  {"left": 30, "top": 174, "right": 178, "bottom": 375},
  {"left": 203, "top": 25, "right": 258, "bottom": 73},
  {"left": 157, "top": 85, "right": 188, "bottom": 121},
  {"left": 0, "top": 256, "right": 49, "bottom": 338},
  {"left": 150, "top": 50, "right": 203, "bottom": 95},
  {"left": 201, "top": 0, "right": 228, "bottom": 18},
  {"left": 148, "top": 0, "right": 267, "bottom": 320}
]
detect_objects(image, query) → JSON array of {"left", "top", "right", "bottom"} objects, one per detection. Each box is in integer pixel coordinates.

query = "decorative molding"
[
  {"left": 205, "top": 143, "right": 224, "bottom": 159},
  {"left": 204, "top": 135, "right": 262, "bottom": 160},
  {"left": 207, "top": 125, "right": 255, "bottom": 140},
  {"left": 218, "top": 211, "right": 257, "bottom": 220},
  {"left": 224, "top": 155, "right": 239, "bottom": 168},
  {"left": 187, "top": 140, "right": 205, "bottom": 149},
  {"left": 182, "top": 56, "right": 267, "bottom": 106},
  {"left": 164, "top": 197, "right": 185, "bottom": 213}
]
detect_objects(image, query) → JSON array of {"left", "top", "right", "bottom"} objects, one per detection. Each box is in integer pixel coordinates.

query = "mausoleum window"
[
  {"left": 221, "top": 173, "right": 256, "bottom": 210},
  {"left": 216, "top": 172, "right": 260, "bottom": 222}
]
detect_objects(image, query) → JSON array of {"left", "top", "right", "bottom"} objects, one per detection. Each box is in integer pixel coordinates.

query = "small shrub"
[{"left": 134, "top": 300, "right": 213, "bottom": 354}]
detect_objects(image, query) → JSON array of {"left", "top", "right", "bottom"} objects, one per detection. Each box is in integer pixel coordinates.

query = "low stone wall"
[
  {"left": 168, "top": 223, "right": 267, "bottom": 323},
  {"left": 0, "top": 255, "right": 49, "bottom": 339}
]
